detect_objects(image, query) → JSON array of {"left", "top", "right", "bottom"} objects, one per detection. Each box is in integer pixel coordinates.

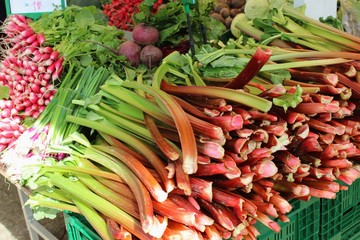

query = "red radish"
[
  {"left": 50, "top": 51, "right": 59, "bottom": 60},
  {"left": 25, "top": 34, "right": 38, "bottom": 44},
  {"left": 37, "top": 33, "right": 45, "bottom": 45},
  {"left": 132, "top": 23, "right": 160, "bottom": 45},
  {"left": 40, "top": 46, "right": 53, "bottom": 54}
]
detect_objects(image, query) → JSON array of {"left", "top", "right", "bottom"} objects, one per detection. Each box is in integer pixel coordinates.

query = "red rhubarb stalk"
[{"left": 224, "top": 47, "right": 272, "bottom": 89}]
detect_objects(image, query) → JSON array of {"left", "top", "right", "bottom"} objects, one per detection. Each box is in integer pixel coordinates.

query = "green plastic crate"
[
  {"left": 64, "top": 211, "right": 101, "bottom": 240},
  {"left": 256, "top": 197, "right": 320, "bottom": 240},
  {"left": 340, "top": 202, "right": 360, "bottom": 240},
  {"left": 319, "top": 178, "right": 360, "bottom": 240}
]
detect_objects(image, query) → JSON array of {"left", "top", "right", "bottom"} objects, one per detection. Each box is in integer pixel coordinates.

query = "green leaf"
[
  {"left": 84, "top": 94, "right": 102, "bottom": 107},
  {"left": 253, "top": 18, "right": 281, "bottom": 36},
  {"left": 0, "top": 86, "right": 10, "bottom": 99},
  {"left": 87, "top": 111, "right": 104, "bottom": 121},
  {"left": 80, "top": 55, "right": 93, "bottom": 66},
  {"left": 273, "top": 85, "right": 303, "bottom": 111},
  {"left": 202, "top": 66, "right": 241, "bottom": 78},
  {"left": 262, "top": 69, "right": 291, "bottom": 84},
  {"left": 124, "top": 66, "right": 137, "bottom": 82},
  {"left": 210, "top": 56, "right": 248, "bottom": 68},
  {"left": 75, "top": 8, "right": 95, "bottom": 28}
]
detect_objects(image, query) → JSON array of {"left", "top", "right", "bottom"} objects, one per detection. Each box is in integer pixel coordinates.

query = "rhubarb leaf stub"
[{"left": 273, "top": 85, "right": 303, "bottom": 111}]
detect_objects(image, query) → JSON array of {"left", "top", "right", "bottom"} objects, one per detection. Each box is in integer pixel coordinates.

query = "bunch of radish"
[{"left": 0, "top": 14, "right": 63, "bottom": 150}]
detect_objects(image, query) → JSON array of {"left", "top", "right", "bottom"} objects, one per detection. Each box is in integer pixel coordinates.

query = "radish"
[{"left": 132, "top": 23, "right": 160, "bottom": 45}]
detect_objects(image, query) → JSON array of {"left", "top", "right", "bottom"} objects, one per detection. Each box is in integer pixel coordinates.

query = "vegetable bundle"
[{"left": 0, "top": 14, "right": 62, "bottom": 150}]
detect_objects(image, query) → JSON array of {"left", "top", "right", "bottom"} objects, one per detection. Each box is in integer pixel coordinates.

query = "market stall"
[{"left": 1, "top": 0, "right": 360, "bottom": 239}]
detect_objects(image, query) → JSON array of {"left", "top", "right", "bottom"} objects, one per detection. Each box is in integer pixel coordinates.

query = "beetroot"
[
  {"left": 140, "top": 45, "right": 163, "bottom": 68},
  {"left": 117, "top": 41, "right": 142, "bottom": 67},
  {"left": 132, "top": 23, "right": 160, "bottom": 46}
]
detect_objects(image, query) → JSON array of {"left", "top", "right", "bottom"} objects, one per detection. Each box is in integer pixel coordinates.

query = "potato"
[
  {"left": 210, "top": 12, "right": 225, "bottom": 24},
  {"left": 214, "top": 3, "right": 229, "bottom": 13},
  {"left": 225, "top": 17, "right": 233, "bottom": 28},
  {"left": 230, "top": 8, "right": 241, "bottom": 18},
  {"left": 230, "top": 0, "right": 246, "bottom": 8},
  {"left": 220, "top": 8, "right": 231, "bottom": 18}
]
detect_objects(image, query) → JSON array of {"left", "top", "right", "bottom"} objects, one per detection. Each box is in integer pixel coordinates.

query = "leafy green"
[
  {"left": 28, "top": 195, "right": 61, "bottom": 220},
  {"left": 273, "top": 85, "right": 303, "bottom": 111},
  {"left": 30, "top": 6, "right": 125, "bottom": 76},
  {"left": 210, "top": 56, "right": 248, "bottom": 68},
  {"left": 133, "top": 0, "right": 225, "bottom": 47},
  {"left": 202, "top": 66, "right": 242, "bottom": 78},
  {"left": 75, "top": 7, "right": 95, "bottom": 28},
  {"left": 259, "top": 69, "right": 291, "bottom": 84},
  {"left": 320, "top": 16, "right": 344, "bottom": 31},
  {"left": 0, "top": 86, "right": 9, "bottom": 99}
]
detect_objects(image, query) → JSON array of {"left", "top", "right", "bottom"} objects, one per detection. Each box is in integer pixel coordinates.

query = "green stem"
[
  {"left": 70, "top": 194, "right": 113, "bottom": 240},
  {"left": 49, "top": 173, "right": 151, "bottom": 239},
  {"left": 119, "top": 80, "right": 198, "bottom": 175},
  {"left": 65, "top": 116, "right": 174, "bottom": 193},
  {"left": 160, "top": 82, "right": 272, "bottom": 113}
]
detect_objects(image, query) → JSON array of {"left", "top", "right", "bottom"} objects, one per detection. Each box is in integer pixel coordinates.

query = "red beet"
[
  {"left": 117, "top": 41, "right": 142, "bottom": 67},
  {"left": 140, "top": 45, "right": 163, "bottom": 68},
  {"left": 132, "top": 23, "right": 160, "bottom": 45}
]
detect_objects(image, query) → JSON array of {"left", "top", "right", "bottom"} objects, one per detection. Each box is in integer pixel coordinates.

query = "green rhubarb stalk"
[
  {"left": 160, "top": 81, "right": 272, "bottom": 112},
  {"left": 100, "top": 84, "right": 173, "bottom": 124},
  {"left": 116, "top": 80, "right": 198, "bottom": 175},
  {"left": 76, "top": 174, "right": 140, "bottom": 219},
  {"left": 283, "top": 5, "right": 360, "bottom": 48},
  {"left": 184, "top": 54, "right": 207, "bottom": 86},
  {"left": 99, "top": 133, "right": 149, "bottom": 165},
  {"left": 49, "top": 173, "right": 151, "bottom": 239},
  {"left": 93, "top": 144, "right": 168, "bottom": 202},
  {"left": 99, "top": 101, "right": 145, "bottom": 124},
  {"left": 231, "top": 13, "right": 292, "bottom": 48},
  {"left": 82, "top": 146, "right": 155, "bottom": 232},
  {"left": 33, "top": 188, "right": 74, "bottom": 204},
  {"left": 87, "top": 104, "right": 153, "bottom": 142},
  {"left": 271, "top": 12, "right": 341, "bottom": 51},
  {"left": 26, "top": 197, "right": 80, "bottom": 214},
  {"left": 70, "top": 194, "right": 113, "bottom": 240},
  {"left": 65, "top": 118, "right": 174, "bottom": 193},
  {"left": 38, "top": 165, "right": 123, "bottom": 182},
  {"left": 271, "top": 51, "right": 360, "bottom": 63},
  {"left": 261, "top": 58, "right": 352, "bottom": 72}
]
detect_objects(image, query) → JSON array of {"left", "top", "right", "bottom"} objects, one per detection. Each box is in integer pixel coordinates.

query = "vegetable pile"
[
  {"left": 1, "top": 2, "right": 360, "bottom": 240},
  {"left": 102, "top": 0, "right": 143, "bottom": 30},
  {"left": 0, "top": 14, "right": 62, "bottom": 150}
]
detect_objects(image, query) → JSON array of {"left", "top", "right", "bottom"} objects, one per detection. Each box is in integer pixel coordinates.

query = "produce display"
[{"left": 0, "top": 0, "right": 360, "bottom": 239}]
